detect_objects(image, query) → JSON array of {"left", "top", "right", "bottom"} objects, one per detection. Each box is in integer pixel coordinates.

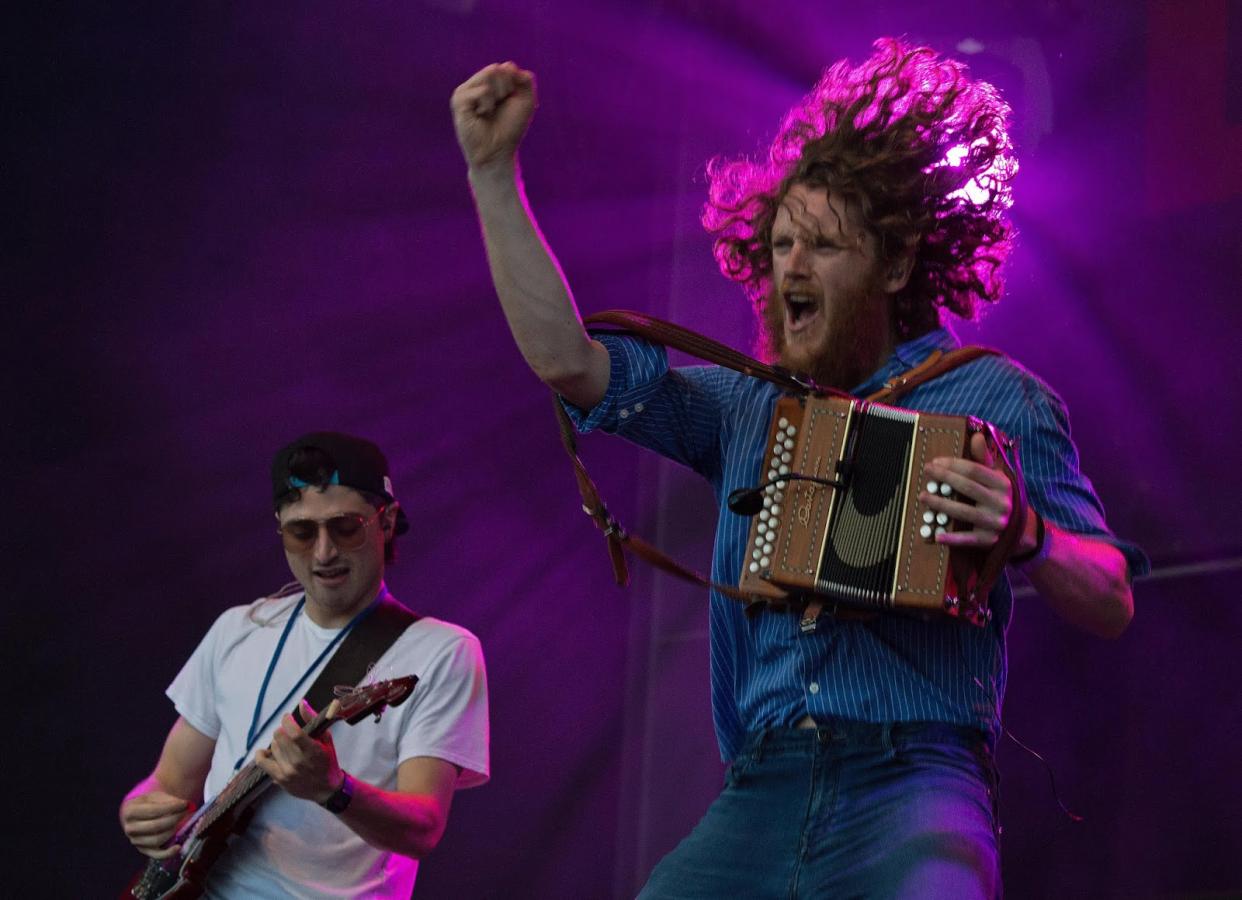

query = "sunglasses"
[{"left": 278, "top": 508, "right": 384, "bottom": 553}]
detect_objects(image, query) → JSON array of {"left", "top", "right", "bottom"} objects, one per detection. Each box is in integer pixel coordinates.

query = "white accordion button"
[
  {"left": 763, "top": 543, "right": 773, "bottom": 554},
  {"left": 923, "top": 510, "right": 935, "bottom": 524},
  {"left": 759, "top": 556, "right": 770, "bottom": 568},
  {"left": 769, "top": 518, "right": 780, "bottom": 530},
  {"left": 759, "top": 509, "right": 770, "bottom": 521},
  {"left": 920, "top": 524, "right": 933, "bottom": 539},
  {"left": 939, "top": 482, "right": 952, "bottom": 496},
  {"left": 926, "top": 480, "right": 939, "bottom": 494},
  {"left": 783, "top": 438, "right": 795, "bottom": 450},
  {"left": 771, "top": 504, "right": 781, "bottom": 515},
  {"left": 936, "top": 512, "right": 949, "bottom": 526},
  {"left": 780, "top": 452, "right": 791, "bottom": 464},
  {"left": 778, "top": 465, "right": 790, "bottom": 475},
  {"left": 749, "top": 562, "right": 760, "bottom": 573},
  {"left": 778, "top": 417, "right": 789, "bottom": 429}
]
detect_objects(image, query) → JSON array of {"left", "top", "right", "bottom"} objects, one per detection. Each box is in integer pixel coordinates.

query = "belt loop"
[
  {"left": 881, "top": 722, "right": 896, "bottom": 759},
  {"left": 814, "top": 715, "right": 831, "bottom": 745}
]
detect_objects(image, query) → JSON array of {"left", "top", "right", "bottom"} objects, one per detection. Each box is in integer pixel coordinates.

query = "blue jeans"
[{"left": 637, "top": 720, "right": 1000, "bottom": 899}]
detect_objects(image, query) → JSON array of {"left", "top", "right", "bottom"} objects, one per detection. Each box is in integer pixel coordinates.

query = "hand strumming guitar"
[{"left": 120, "top": 789, "right": 194, "bottom": 860}]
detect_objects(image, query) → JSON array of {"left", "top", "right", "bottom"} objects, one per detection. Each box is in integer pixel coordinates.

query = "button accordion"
[{"left": 738, "top": 394, "right": 1006, "bottom": 625}]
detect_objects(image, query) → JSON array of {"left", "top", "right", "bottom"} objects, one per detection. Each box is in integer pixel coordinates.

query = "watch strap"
[{"left": 321, "top": 772, "right": 354, "bottom": 814}]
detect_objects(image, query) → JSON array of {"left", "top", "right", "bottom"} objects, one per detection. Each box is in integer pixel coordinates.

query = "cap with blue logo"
[{"left": 271, "top": 431, "right": 409, "bottom": 536}]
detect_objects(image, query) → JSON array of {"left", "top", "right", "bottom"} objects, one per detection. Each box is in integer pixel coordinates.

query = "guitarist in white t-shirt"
[{"left": 120, "top": 432, "right": 490, "bottom": 898}]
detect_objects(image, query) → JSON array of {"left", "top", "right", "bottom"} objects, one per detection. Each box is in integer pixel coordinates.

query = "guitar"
[{"left": 125, "top": 675, "right": 417, "bottom": 899}]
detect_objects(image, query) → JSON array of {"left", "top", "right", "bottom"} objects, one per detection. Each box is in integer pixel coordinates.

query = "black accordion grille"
[{"left": 816, "top": 411, "right": 914, "bottom": 605}]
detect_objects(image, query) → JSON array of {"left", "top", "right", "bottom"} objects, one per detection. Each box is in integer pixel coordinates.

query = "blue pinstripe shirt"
[{"left": 567, "top": 328, "right": 1148, "bottom": 762}]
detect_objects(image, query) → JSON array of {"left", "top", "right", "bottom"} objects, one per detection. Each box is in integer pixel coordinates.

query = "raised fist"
[{"left": 450, "top": 61, "right": 537, "bottom": 171}]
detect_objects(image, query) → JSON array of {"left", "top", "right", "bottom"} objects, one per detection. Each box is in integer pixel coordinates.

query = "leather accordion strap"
[
  {"left": 582, "top": 310, "right": 851, "bottom": 399},
  {"left": 964, "top": 420, "right": 1029, "bottom": 608},
  {"left": 554, "top": 396, "right": 631, "bottom": 587},
  {"left": 864, "top": 345, "right": 1001, "bottom": 404},
  {"left": 556, "top": 308, "right": 1020, "bottom": 618}
]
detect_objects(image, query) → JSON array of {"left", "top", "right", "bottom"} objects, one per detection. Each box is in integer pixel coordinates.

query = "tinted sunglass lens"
[
  {"left": 327, "top": 516, "right": 367, "bottom": 549},
  {"left": 282, "top": 521, "right": 318, "bottom": 547}
]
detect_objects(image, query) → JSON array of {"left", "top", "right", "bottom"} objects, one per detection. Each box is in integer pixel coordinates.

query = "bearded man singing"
[{"left": 452, "top": 39, "right": 1146, "bottom": 898}]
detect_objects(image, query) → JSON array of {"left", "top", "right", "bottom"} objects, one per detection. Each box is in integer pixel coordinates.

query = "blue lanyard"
[{"left": 233, "top": 594, "right": 380, "bottom": 770}]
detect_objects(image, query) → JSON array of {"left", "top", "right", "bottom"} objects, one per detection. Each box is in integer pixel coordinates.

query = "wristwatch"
[{"left": 320, "top": 772, "right": 355, "bottom": 814}]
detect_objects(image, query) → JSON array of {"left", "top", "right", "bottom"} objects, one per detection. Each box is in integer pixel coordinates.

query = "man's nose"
[
  {"left": 786, "top": 239, "right": 810, "bottom": 274},
  {"left": 313, "top": 526, "right": 339, "bottom": 561}
]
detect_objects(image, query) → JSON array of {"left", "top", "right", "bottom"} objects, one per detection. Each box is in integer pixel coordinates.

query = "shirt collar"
[{"left": 851, "top": 327, "right": 959, "bottom": 397}]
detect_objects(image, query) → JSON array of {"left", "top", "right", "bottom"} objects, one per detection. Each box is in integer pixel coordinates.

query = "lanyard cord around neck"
[{"left": 233, "top": 593, "right": 381, "bottom": 771}]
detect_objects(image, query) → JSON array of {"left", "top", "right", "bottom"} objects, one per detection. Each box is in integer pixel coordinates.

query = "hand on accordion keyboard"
[{"left": 919, "top": 432, "right": 1035, "bottom": 556}]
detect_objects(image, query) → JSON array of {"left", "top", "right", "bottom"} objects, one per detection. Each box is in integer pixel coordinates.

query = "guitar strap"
[
  {"left": 299, "top": 593, "right": 421, "bottom": 719},
  {"left": 556, "top": 309, "right": 1014, "bottom": 616}
]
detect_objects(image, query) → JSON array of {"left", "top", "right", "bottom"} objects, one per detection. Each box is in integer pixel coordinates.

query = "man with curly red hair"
[{"left": 454, "top": 40, "right": 1144, "bottom": 897}]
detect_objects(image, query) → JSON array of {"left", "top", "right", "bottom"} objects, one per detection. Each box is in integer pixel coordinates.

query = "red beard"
[{"left": 757, "top": 284, "right": 895, "bottom": 392}]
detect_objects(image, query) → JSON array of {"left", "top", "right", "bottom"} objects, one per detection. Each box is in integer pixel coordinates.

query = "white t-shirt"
[{"left": 167, "top": 590, "right": 489, "bottom": 899}]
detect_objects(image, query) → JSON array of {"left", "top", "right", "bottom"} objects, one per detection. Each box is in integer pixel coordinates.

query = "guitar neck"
[{"left": 177, "top": 702, "right": 337, "bottom": 842}]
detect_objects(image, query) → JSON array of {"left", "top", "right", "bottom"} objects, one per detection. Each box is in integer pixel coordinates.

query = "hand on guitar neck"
[{"left": 252, "top": 698, "right": 347, "bottom": 805}]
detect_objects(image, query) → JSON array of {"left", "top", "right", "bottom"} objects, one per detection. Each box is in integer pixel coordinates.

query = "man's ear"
[
  {"left": 881, "top": 255, "right": 915, "bottom": 294},
  {"left": 382, "top": 503, "right": 400, "bottom": 535},
  {"left": 880, "top": 236, "right": 918, "bottom": 295}
]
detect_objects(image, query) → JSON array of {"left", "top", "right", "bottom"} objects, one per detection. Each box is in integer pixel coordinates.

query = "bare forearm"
[
  {"left": 468, "top": 161, "right": 609, "bottom": 407},
  {"left": 125, "top": 773, "right": 176, "bottom": 804},
  {"left": 333, "top": 779, "right": 450, "bottom": 860},
  {"left": 1025, "top": 524, "right": 1134, "bottom": 638},
  {"left": 121, "top": 719, "right": 214, "bottom": 854}
]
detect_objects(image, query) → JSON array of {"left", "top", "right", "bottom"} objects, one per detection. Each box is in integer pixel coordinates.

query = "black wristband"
[
  {"left": 1010, "top": 509, "right": 1046, "bottom": 566},
  {"left": 320, "top": 772, "right": 354, "bottom": 814}
]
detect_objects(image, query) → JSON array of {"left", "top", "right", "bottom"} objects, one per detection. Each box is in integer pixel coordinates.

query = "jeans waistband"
[{"left": 736, "top": 719, "right": 991, "bottom": 759}]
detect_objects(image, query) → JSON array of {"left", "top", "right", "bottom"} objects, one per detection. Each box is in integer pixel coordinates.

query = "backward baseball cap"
[{"left": 271, "top": 431, "right": 410, "bottom": 536}]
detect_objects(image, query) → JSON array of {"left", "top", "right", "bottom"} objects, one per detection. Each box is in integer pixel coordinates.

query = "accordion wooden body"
[{"left": 739, "top": 394, "right": 993, "bottom": 625}]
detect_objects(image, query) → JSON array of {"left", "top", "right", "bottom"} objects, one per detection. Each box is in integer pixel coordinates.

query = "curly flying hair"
[{"left": 703, "top": 38, "right": 1018, "bottom": 340}]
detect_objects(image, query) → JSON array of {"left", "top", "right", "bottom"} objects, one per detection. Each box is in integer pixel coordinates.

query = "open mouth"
[{"left": 783, "top": 291, "right": 821, "bottom": 332}]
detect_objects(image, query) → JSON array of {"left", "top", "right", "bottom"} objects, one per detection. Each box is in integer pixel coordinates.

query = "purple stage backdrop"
[{"left": 10, "top": 1, "right": 1242, "bottom": 897}]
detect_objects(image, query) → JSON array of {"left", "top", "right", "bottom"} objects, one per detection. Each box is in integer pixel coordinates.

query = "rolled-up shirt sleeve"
[
  {"left": 561, "top": 333, "right": 730, "bottom": 481},
  {"left": 561, "top": 334, "right": 670, "bottom": 433},
  {"left": 1008, "top": 375, "right": 1150, "bottom": 579}
]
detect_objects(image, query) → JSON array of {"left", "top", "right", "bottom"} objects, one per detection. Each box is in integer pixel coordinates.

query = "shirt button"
[
  {"left": 634, "top": 402, "right": 645, "bottom": 413},
  {"left": 619, "top": 408, "right": 630, "bottom": 418},
  {"left": 808, "top": 682, "right": 820, "bottom": 694}
]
